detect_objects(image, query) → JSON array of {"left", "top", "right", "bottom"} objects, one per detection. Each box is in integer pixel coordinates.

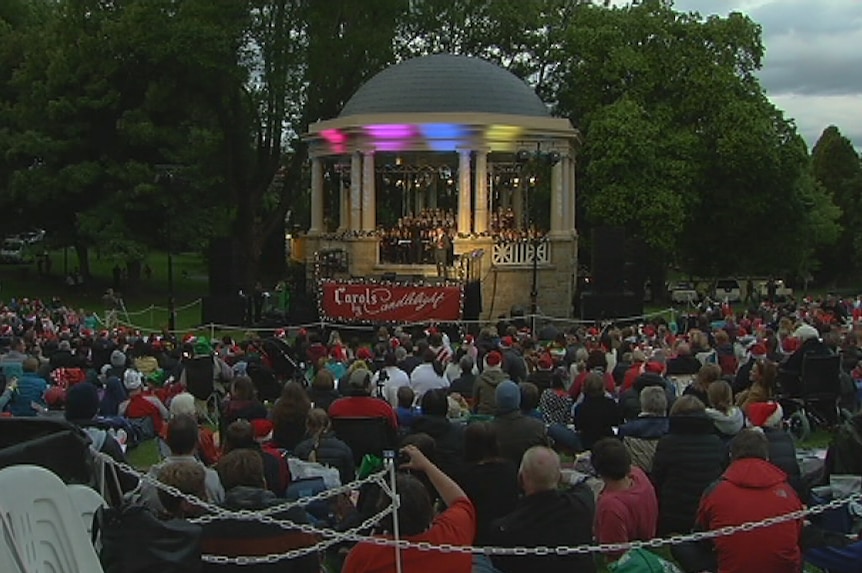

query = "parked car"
[
  {"left": 21, "top": 228, "right": 45, "bottom": 244},
  {"left": 0, "top": 238, "right": 33, "bottom": 264},
  {"left": 668, "top": 281, "right": 699, "bottom": 304},
  {"left": 714, "top": 278, "right": 742, "bottom": 302},
  {"left": 757, "top": 279, "right": 793, "bottom": 301}
]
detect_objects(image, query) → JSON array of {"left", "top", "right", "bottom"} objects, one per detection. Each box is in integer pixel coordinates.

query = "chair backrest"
[
  {"left": 331, "top": 416, "right": 397, "bottom": 467},
  {"left": 184, "top": 355, "right": 215, "bottom": 400},
  {"left": 801, "top": 353, "right": 842, "bottom": 398},
  {"left": 67, "top": 484, "right": 107, "bottom": 538},
  {"left": 623, "top": 436, "right": 660, "bottom": 473},
  {"left": 0, "top": 510, "right": 28, "bottom": 573},
  {"left": 0, "top": 464, "right": 104, "bottom": 573}
]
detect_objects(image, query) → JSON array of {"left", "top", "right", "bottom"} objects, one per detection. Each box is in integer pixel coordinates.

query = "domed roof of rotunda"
[{"left": 340, "top": 53, "right": 550, "bottom": 118}]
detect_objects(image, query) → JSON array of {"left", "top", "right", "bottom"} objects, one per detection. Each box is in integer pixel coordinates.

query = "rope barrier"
[
  {"left": 93, "top": 451, "right": 862, "bottom": 565},
  {"left": 88, "top": 298, "right": 680, "bottom": 336}
]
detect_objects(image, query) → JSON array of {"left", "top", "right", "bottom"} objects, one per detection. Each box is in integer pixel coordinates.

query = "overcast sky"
[{"left": 619, "top": 0, "right": 862, "bottom": 151}]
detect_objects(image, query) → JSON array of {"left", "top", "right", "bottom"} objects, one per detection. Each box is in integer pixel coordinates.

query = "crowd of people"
[{"left": 2, "top": 293, "right": 862, "bottom": 572}]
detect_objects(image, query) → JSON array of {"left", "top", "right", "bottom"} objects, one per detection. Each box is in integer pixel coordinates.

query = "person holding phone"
[{"left": 342, "top": 445, "right": 476, "bottom": 573}]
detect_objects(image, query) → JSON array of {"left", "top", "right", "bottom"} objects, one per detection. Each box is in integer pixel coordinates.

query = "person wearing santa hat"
[
  {"left": 475, "top": 351, "right": 507, "bottom": 415},
  {"left": 745, "top": 402, "right": 803, "bottom": 498}
]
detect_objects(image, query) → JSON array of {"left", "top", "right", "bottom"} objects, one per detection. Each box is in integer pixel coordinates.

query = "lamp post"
[
  {"left": 155, "top": 165, "right": 181, "bottom": 332},
  {"left": 515, "top": 146, "right": 560, "bottom": 334}
]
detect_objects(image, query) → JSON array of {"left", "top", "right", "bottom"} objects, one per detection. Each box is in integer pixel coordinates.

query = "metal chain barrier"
[
  {"left": 95, "top": 451, "right": 862, "bottom": 563},
  {"left": 95, "top": 452, "right": 387, "bottom": 517}
]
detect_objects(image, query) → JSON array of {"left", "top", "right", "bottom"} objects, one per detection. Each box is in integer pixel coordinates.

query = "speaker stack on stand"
[
  {"left": 202, "top": 238, "right": 248, "bottom": 327},
  {"left": 579, "top": 227, "right": 644, "bottom": 322}
]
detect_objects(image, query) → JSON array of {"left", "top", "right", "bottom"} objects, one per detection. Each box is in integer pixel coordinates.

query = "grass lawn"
[{"left": 0, "top": 250, "right": 212, "bottom": 332}]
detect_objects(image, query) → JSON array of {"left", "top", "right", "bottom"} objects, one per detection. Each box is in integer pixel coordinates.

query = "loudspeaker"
[
  {"left": 591, "top": 227, "right": 626, "bottom": 293},
  {"left": 208, "top": 238, "right": 242, "bottom": 296},
  {"left": 202, "top": 295, "right": 247, "bottom": 326},
  {"left": 463, "top": 280, "right": 482, "bottom": 322},
  {"left": 579, "top": 292, "right": 643, "bottom": 322}
]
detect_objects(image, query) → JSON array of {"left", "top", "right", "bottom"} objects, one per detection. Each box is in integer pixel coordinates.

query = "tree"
[
  {"left": 811, "top": 125, "right": 862, "bottom": 280},
  {"left": 1, "top": 0, "right": 236, "bottom": 279},
  {"left": 548, "top": 0, "right": 838, "bottom": 280}
]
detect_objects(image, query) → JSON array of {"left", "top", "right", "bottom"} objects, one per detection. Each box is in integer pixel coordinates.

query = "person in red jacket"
[
  {"left": 328, "top": 368, "right": 398, "bottom": 430},
  {"left": 672, "top": 428, "right": 803, "bottom": 573}
]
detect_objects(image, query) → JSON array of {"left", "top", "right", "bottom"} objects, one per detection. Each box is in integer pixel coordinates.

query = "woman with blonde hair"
[
  {"left": 705, "top": 380, "right": 743, "bottom": 439},
  {"left": 683, "top": 363, "right": 721, "bottom": 406},
  {"left": 293, "top": 408, "right": 355, "bottom": 484}
]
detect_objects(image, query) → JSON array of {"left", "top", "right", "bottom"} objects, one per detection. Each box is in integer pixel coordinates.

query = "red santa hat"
[
  {"left": 537, "top": 354, "right": 553, "bottom": 371},
  {"left": 250, "top": 419, "right": 274, "bottom": 442},
  {"left": 747, "top": 401, "right": 783, "bottom": 428},
  {"left": 499, "top": 336, "right": 514, "bottom": 349},
  {"left": 485, "top": 350, "right": 503, "bottom": 368},
  {"left": 749, "top": 343, "right": 767, "bottom": 358},
  {"left": 356, "top": 347, "right": 373, "bottom": 361},
  {"left": 782, "top": 337, "right": 800, "bottom": 353},
  {"left": 464, "top": 334, "right": 474, "bottom": 345}
]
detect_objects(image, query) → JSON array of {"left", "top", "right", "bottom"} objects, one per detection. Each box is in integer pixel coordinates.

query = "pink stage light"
[
  {"left": 365, "top": 124, "right": 415, "bottom": 140},
  {"left": 321, "top": 129, "right": 346, "bottom": 153}
]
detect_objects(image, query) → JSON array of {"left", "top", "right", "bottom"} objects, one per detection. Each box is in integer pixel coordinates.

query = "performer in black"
[{"left": 433, "top": 226, "right": 450, "bottom": 279}]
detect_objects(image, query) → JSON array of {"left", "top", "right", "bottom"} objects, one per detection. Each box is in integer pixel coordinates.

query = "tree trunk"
[
  {"left": 74, "top": 243, "right": 91, "bottom": 280},
  {"left": 126, "top": 259, "right": 142, "bottom": 286}
]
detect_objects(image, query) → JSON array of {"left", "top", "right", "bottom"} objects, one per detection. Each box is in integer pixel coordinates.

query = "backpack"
[
  {"left": 93, "top": 502, "right": 202, "bottom": 573},
  {"left": 609, "top": 549, "right": 682, "bottom": 573}
]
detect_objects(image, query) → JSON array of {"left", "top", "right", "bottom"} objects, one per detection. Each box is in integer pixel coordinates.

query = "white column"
[
  {"left": 457, "top": 149, "right": 472, "bottom": 234},
  {"left": 560, "top": 156, "right": 571, "bottom": 233},
  {"left": 473, "top": 150, "right": 488, "bottom": 234},
  {"left": 568, "top": 154, "right": 577, "bottom": 232},
  {"left": 309, "top": 157, "right": 324, "bottom": 235},
  {"left": 349, "top": 152, "right": 362, "bottom": 231},
  {"left": 550, "top": 160, "right": 564, "bottom": 236},
  {"left": 361, "top": 150, "right": 376, "bottom": 231},
  {"left": 512, "top": 183, "right": 523, "bottom": 230}
]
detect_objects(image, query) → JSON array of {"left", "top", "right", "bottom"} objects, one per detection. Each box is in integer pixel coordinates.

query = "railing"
[{"left": 491, "top": 238, "right": 550, "bottom": 266}]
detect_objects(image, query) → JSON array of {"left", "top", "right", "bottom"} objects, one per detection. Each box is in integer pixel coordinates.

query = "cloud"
[
  {"left": 605, "top": 1, "right": 862, "bottom": 148},
  {"left": 673, "top": 0, "right": 862, "bottom": 148},
  {"left": 772, "top": 93, "right": 862, "bottom": 150}
]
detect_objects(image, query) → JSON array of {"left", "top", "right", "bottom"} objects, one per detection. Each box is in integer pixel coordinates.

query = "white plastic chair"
[
  {"left": 68, "top": 484, "right": 107, "bottom": 538},
  {"left": 0, "top": 510, "right": 28, "bottom": 573},
  {"left": 0, "top": 465, "right": 104, "bottom": 573}
]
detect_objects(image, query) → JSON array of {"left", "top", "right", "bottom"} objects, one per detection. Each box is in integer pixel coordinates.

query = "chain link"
[{"left": 96, "top": 451, "right": 862, "bottom": 562}]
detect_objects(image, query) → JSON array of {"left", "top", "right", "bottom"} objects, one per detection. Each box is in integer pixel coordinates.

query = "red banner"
[{"left": 318, "top": 280, "right": 463, "bottom": 323}]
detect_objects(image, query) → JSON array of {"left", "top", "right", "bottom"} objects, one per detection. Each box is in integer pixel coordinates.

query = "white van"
[
  {"left": 713, "top": 279, "right": 741, "bottom": 303},
  {"left": 0, "top": 238, "right": 33, "bottom": 264}
]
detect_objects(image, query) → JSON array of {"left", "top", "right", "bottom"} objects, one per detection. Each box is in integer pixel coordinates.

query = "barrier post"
[{"left": 383, "top": 450, "right": 403, "bottom": 573}]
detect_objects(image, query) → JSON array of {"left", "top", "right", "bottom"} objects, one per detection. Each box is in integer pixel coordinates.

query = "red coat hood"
[{"left": 723, "top": 457, "right": 787, "bottom": 490}]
